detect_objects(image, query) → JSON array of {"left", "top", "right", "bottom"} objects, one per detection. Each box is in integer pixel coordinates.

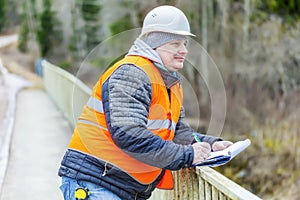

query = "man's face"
[{"left": 155, "top": 39, "right": 188, "bottom": 72}]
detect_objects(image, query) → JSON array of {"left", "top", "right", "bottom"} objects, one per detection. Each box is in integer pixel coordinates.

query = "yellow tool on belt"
[{"left": 75, "top": 187, "right": 90, "bottom": 200}]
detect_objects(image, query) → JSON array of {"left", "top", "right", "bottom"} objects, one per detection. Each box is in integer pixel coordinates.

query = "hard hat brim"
[{"left": 141, "top": 29, "right": 196, "bottom": 37}]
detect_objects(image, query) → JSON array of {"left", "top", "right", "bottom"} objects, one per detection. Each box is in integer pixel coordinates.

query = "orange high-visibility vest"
[{"left": 69, "top": 56, "right": 183, "bottom": 189}]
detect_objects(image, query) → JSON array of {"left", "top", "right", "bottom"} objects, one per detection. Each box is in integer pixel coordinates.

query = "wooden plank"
[
  {"left": 212, "top": 186, "right": 219, "bottom": 200},
  {"left": 185, "top": 168, "right": 192, "bottom": 200},
  {"left": 178, "top": 170, "right": 183, "bottom": 199},
  {"left": 219, "top": 192, "right": 227, "bottom": 200},
  {"left": 173, "top": 171, "right": 179, "bottom": 200},
  {"left": 191, "top": 169, "right": 199, "bottom": 199},
  {"left": 199, "top": 177, "right": 205, "bottom": 200},
  {"left": 205, "top": 181, "right": 212, "bottom": 200}
]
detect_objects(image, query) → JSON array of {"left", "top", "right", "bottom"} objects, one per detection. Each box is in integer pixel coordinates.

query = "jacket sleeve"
[
  {"left": 173, "top": 106, "right": 223, "bottom": 146},
  {"left": 102, "top": 64, "right": 194, "bottom": 170}
]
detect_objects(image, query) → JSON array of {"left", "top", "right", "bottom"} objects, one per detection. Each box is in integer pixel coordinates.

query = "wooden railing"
[
  {"left": 42, "top": 60, "right": 91, "bottom": 128},
  {"left": 150, "top": 167, "right": 261, "bottom": 200},
  {"left": 41, "top": 60, "right": 262, "bottom": 200}
]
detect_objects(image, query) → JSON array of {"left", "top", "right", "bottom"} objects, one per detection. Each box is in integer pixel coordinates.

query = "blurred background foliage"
[{"left": 0, "top": 0, "right": 299, "bottom": 199}]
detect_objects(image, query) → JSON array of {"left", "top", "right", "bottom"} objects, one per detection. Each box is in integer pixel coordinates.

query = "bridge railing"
[
  {"left": 42, "top": 60, "right": 91, "bottom": 128},
  {"left": 42, "top": 60, "right": 262, "bottom": 200}
]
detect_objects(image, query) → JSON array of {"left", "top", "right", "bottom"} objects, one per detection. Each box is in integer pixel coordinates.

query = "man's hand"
[
  {"left": 192, "top": 142, "right": 211, "bottom": 165},
  {"left": 212, "top": 141, "right": 233, "bottom": 152}
]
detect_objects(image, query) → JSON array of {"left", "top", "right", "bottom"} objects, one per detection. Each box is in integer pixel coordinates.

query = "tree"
[
  {"left": 81, "top": 0, "right": 102, "bottom": 51},
  {"left": 0, "top": 0, "right": 8, "bottom": 32},
  {"left": 109, "top": 14, "right": 134, "bottom": 35},
  {"left": 18, "top": 1, "right": 30, "bottom": 52},
  {"left": 69, "top": 0, "right": 86, "bottom": 61},
  {"left": 260, "top": 0, "right": 300, "bottom": 19},
  {"left": 37, "top": 0, "right": 62, "bottom": 57}
]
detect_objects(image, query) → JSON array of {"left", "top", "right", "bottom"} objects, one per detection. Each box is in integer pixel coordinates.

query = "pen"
[{"left": 193, "top": 133, "right": 202, "bottom": 142}]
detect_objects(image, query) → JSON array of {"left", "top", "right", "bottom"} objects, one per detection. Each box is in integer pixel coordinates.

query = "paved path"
[
  {"left": 0, "top": 35, "right": 18, "bottom": 48},
  {"left": 0, "top": 34, "right": 72, "bottom": 199},
  {"left": 0, "top": 59, "right": 8, "bottom": 126},
  {"left": 0, "top": 89, "right": 72, "bottom": 199},
  {"left": 0, "top": 79, "right": 8, "bottom": 140}
]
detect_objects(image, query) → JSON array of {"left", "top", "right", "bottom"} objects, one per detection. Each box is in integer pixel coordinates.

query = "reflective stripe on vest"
[
  {"left": 85, "top": 96, "right": 176, "bottom": 132},
  {"left": 86, "top": 96, "right": 104, "bottom": 113},
  {"left": 147, "top": 119, "right": 176, "bottom": 131},
  {"left": 68, "top": 56, "right": 183, "bottom": 188},
  {"left": 77, "top": 119, "right": 108, "bottom": 131}
]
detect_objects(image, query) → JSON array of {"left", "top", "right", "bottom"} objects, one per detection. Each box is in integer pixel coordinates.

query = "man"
[{"left": 58, "top": 5, "right": 232, "bottom": 200}]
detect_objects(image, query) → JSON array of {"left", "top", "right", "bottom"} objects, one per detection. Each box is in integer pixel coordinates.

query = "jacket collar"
[
  {"left": 156, "top": 67, "right": 181, "bottom": 88},
  {"left": 127, "top": 38, "right": 181, "bottom": 88}
]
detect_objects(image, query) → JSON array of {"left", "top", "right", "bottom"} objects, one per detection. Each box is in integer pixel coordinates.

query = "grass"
[{"left": 218, "top": 109, "right": 300, "bottom": 199}]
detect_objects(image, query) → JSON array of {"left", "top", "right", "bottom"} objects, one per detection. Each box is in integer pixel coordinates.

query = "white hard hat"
[{"left": 141, "top": 5, "right": 195, "bottom": 37}]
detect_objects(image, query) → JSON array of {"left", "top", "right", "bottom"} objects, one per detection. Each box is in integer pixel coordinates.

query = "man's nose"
[{"left": 179, "top": 44, "right": 188, "bottom": 54}]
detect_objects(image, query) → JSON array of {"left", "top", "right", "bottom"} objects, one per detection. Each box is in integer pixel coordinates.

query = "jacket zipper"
[
  {"left": 144, "top": 183, "right": 152, "bottom": 193},
  {"left": 102, "top": 162, "right": 108, "bottom": 176}
]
